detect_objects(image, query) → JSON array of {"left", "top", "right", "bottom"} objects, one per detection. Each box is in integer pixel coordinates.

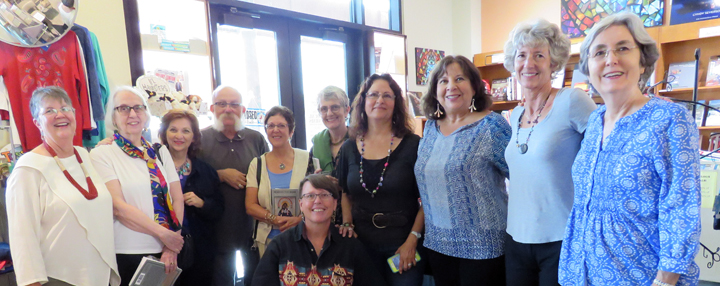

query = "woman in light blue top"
[
  {"left": 502, "top": 19, "right": 597, "bottom": 286},
  {"left": 559, "top": 12, "right": 700, "bottom": 286},
  {"left": 415, "top": 55, "right": 511, "bottom": 286}
]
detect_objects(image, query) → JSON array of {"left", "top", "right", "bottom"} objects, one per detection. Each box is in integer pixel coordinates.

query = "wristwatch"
[{"left": 410, "top": 231, "right": 422, "bottom": 239}]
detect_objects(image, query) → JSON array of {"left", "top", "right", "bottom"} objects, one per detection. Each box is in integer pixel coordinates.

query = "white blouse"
[
  {"left": 6, "top": 147, "right": 120, "bottom": 286},
  {"left": 90, "top": 143, "right": 179, "bottom": 254}
]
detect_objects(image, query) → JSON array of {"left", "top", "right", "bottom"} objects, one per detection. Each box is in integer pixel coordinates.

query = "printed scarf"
[{"left": 114, "top": 133, "right": 180, "bottom": 231}]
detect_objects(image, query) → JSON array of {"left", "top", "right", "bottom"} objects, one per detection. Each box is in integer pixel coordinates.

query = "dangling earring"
[
  {"left": 434, "top": 102, "right": 444, "bottom": 117},
  {"left": 331, "top": 211, "right": 336, "bottom": 223},
  {"left": 301, "top": 212, "right": 305, "bottom": 221},
  {"left": 469, "top": 98, "right": 477, "bottom": 112}
]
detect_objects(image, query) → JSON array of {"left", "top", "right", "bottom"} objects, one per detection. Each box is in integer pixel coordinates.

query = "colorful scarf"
[{"left": 114, "top": 133, "right": 180, "bottom": 231}]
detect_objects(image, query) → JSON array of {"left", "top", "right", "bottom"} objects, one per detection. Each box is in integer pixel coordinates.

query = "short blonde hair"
[{"left": 503, "top": 18, "right": 571, "bottom": 74}]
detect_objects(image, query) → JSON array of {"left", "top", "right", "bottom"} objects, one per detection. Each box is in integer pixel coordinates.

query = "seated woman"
[
  {"left": 156, "top": 110, "right": 224, "bottom": 286},
  {"left": 246, "top": 106, "right": 316, "bottom": 256},
  {"left": 252, "top": 174, "right": 387, "bottom": 286}
]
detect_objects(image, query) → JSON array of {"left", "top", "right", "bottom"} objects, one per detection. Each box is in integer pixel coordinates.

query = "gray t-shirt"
[
  {"left": 505, "top": 88, "right": 597, "bottom": 244},
  {"left": 199, "top": 127, "right": 269, "bottom": 253}
]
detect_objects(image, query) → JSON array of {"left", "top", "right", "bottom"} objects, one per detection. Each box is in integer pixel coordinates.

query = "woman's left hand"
[
  {"left": 184, "top": 192, "right": 205, "bottom": 208},
  {"left": 160, "top": 247, "right": 178, "bottom": 274},
  {"left": 278, "top": 216, "right": 302, "bottom": 231},
  {"left": 395, "top": 236, "right": 418, "bottom": 274},
  {"left": 314, "top": 168, "right": 322, "bottom": 174}
]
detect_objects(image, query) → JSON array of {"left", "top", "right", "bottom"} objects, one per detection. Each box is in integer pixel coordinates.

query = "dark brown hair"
[
  {"left": 349, "top": 74, "right": 413, "bottom": 139},
  {"left": 299, "top": 174, "right": 341, "bottom": 199},
  {"left": 422, "top": 55, "right": 492, "bottom": 120},
  {"left": 264, "top": 106, "right": 295, "bottom": 133},
  {"left": 158, "top": 109, "right": 202, "bottom": 158}
]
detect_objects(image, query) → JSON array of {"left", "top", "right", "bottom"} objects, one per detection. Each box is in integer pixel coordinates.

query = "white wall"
[{"left": 403, "top": 0, "right": 454, "bottom": 93}]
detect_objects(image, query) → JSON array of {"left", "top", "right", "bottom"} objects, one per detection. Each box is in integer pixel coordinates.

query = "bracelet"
[
  {"left": 264, "top": 212, "right": 277, "bottom": 223},
  {"left": 653, "top": 279, "right": 674, "bottom": 286},
  {"left": 342, "top": 222, "right": 355, "bottom": 228}
]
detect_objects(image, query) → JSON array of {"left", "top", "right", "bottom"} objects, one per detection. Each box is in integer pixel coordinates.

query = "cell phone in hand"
[{"left": 387, "top": 251, "right": 421, "bottom": 273}]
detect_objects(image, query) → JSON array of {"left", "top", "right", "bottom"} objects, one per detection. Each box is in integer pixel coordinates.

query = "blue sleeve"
[
  {"left": 566, "top": 88, "right": 597, "bottom": 133},
  {"left": 653, "top": 104, "right": 701, "bottom": 274},
  {"left": 491, "top": 115, "right": 511, "bottom": 179}
]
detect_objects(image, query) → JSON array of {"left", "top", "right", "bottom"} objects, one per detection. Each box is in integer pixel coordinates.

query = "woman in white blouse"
[
  {"left": 90, "top": 87, "right": 184, "bottom": 285},
  {"left": 6, "top": 87, "right": 120, "bottom": 286}
]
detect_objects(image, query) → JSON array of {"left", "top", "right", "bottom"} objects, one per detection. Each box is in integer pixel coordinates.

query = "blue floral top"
[
  {"left": 414, "top": 112, "right": 511, "bottom": 259},
  {"left": 559, "top": 98, "right": 701, "bottom": 285}
]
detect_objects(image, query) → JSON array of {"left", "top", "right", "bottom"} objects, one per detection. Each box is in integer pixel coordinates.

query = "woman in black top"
[
  {"left": 252, "top": 174, "right": 386, "bottom": 286},
  {"left": 335, "top": 74, "right": 425, "bottom": 286},
  {"left": 157, "top": 110, "right": 224, "bottom": 285}
]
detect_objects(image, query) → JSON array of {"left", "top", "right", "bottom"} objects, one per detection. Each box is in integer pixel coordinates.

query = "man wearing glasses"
[{"left": 199, "top": 85, "right": 269, "bottom": 286}]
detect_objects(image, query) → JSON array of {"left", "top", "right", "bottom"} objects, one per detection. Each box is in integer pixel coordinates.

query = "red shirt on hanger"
[{"left": 0, "top": 30, "right": 91, "bottom": 151}]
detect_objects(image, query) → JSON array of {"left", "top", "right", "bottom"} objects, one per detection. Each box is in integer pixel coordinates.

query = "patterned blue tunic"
[
  {"left": 414, "top": 112, "right": 511, "bottom": 259},
  {"left": 559, "top": 98, "right": 701, "bottom": 285}
]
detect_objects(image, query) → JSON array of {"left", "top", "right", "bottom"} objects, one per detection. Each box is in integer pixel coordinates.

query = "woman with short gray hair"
[
  {"left": 7, "top": 86, "right": 120, "bottom": 286},
  {"left": 502, "top": 18, "right": 597, "bottom": 285},
  {"left": 559, "top": 12, "right": 700, "bottom": 286},
  {"left": 310, "top": 85, "right": 351, "bottom": 174},
  {"left": 90, "top": 87, "right": 185, "bottom": 285}
]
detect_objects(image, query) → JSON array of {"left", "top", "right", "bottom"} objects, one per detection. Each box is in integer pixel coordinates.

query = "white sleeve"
[
  {"left": 159, "top": 146, "right": 180, "bottom": 183},
  {"left": 90, "top": 146, "right": 119, "bottom": 183},
  {"left": 6, "top": 167, "right": 49, "bottom": 285}
]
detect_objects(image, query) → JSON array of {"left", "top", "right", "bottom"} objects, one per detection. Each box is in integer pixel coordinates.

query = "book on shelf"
[
  {"left": 570, "top": 66, "right": 598, "bottom": 97},
  {"left": 694, "top": 100, "right": 720, "bottom": 127},
  {"left": 491, "top": 78, "right": 508, "bottom": 101},
  {"left": 271, "top": 188, "right": 299, "bottom": 218},
  {"left": 551, "top": 69, "right": 565, "bottom": 89},
  {"left": 707, "top": 56, "right": 720, "bottom": 87},
  {"left": 667, "top": 61, "right": 697, "bottom": 90}
]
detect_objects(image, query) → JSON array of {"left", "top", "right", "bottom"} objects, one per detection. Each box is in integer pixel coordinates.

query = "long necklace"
[
  {"left": 43, "top": 142, "right": 98, "bottom": 200},
  {"left": 516, "top": 91, "right": 551, "bottom": 154},
  {"left": 359, "top": 135, "right": 394, "bottom": 198}
]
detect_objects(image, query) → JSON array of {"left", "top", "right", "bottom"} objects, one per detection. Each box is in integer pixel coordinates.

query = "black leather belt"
[{"left": 357, "top": 209, "right": 409, "bottom": 229}]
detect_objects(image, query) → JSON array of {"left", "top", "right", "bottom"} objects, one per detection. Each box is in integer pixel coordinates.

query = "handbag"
[{"left": 153, "top": 143, "right": 195, "bottom": 269}]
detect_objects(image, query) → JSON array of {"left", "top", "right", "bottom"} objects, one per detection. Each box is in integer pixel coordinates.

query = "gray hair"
[
  {"left": 503, "top": 18, "right": 571, "bottom": 74},
  {"left": 578, "top": 11, "right": 659, "bottom": 88},
  {"left": 105, "top": 86, "right": 152, "bottom": 135},
  {"left": 211, "top": 85, "right": 242, "bottom": 103},
  {"left": 29, "top": 86, "right": 74, "bottom": 120},
  {"left": 316, "top": 85, "right": 349, "bottom": 108}
]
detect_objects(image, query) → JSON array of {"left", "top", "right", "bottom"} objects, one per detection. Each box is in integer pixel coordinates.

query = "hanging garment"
[
  {"left": 0, "top": 76, "right": 21, "bottom": 145},
  {"left": 83, "top": 31, "right": 109, "bottom": 147},
  {"left": 72, "top": 25, "right": 104, "bottom": 121},
  {"left": 0, "top": 30, "right": 91, "bottom": 151}
]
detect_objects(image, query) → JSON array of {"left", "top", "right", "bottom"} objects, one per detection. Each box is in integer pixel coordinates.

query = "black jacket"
[{"left": 183, "top": 158, "right": 223, "bottom": 261}]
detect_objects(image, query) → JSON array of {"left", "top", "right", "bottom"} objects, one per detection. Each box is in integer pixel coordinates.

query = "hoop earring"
[
  {"left": 434, "top": 102, "right": 444, "bottom": 117},
  {"left": 469, "top": 98, "right": 477, "bottom": 112}
]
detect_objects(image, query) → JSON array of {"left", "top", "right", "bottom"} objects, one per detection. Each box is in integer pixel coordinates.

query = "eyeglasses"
[
  {"left": 301, "top": 193, "right": 334, "bottom": 200},
  {"left": 43, "top": 106, "right": 75, "bottom": 117},
  {"left": 367, "top": 92, "right": 396, "bottom": 101},
  {"left": 319, "top": 105, "right": 343, "bottom": 114},
  {"left": 214, "top": 101, "right": 242, "bottom": 109},
  {"left": 114, "top": 105, "right": 146, "bottom": 115},
  {"left": 265, "top": 123, "right": 288, "bottom": 130},
  {"left": 588, "top": 45, "right": 638, "bottom": 61}
]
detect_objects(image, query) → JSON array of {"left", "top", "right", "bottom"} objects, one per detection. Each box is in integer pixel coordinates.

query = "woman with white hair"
[
  {"left": 90, "top": 87, "right": 185, "bottom": 285},
  {"left": 559, "top": 12, "right": 700, "bottom": 286},
  {"left": 310, "top": 86, "right": 351, "bottom": 174},
  {"left": 502, "top": 18, "right": 597, "bottom": 286}
]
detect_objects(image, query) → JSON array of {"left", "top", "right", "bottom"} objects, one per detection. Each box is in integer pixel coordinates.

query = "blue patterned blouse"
[
  {"left": 559, "top": 98, "right": 701, "bottom": 285},
  {"left": 415, "top": 112, "right": 511, "bottom": 260}
]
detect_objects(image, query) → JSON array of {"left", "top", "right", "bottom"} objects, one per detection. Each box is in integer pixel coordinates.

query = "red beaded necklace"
[{"left": 43, "top": 142, "right": 98, "bottom": 200}]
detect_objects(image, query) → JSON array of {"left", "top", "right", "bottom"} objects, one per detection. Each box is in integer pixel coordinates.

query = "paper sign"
[
  {"left": 701, "top": 170, "right": 718, "bottom": 209},
  {"left": 699, "top": 26, "right": 720, "bottom": 39},
  {"left": 490, "top": 53, "right": 504, "bottom": 64},
  {"left": 136, "top": 75, "right": 173, "bottom": 97},
  {"left": 244, "top": 108, "right": 266, "bottom": 127}
]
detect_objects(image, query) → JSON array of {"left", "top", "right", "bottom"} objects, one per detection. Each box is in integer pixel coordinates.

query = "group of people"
[{"left": 6, "top": 11, "right": 701, "bottom": 286}]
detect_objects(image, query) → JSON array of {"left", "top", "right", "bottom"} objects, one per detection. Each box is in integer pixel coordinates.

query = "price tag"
[
  {"left": 699, "top": 26, "right": 720, "bottom": 38},
  {"left": 490, "top": 53, "right": 504, "bottom": 64}
]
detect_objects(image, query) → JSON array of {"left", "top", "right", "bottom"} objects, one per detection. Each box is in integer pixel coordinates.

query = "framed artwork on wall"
[
  {"left": 561, "top": 0, "right": 664, "bottom": 38},
  {"left": 415, "top": 47, "right": 444, "bottom": 85}
]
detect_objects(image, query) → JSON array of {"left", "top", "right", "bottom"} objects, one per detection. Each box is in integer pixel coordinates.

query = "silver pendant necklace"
[
  {"left": 279, "top": 163, "right": 286, "bottom": 170},
  {"left": 516, "top": 90, "right": 551, "bottom": 154}
]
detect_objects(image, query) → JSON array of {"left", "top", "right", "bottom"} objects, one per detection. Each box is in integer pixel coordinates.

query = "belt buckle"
[{"left": 372, "top": 213, "right": 387, "bottom": 229}]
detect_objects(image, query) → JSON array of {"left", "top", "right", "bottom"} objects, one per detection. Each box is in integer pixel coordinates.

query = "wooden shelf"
[
  {"left": 491, "top": 100, "right": 519, "bottom": 111},
  {"left": 658, "top": 86, "right": 720, "bottom": 101},
  {"left": 699, "top": 126, "right": 720, "bottom": 150},
  {"left": 592, "top": 97, "right": 604, "bottom": 104}
]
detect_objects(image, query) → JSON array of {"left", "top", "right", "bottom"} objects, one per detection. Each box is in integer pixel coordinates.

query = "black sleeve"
[
  {"left": 195, "top": 162, "right": 224, "bottom": 221},
  {"left": 352, "top": 241, "right": 389, "bottom": 286},
  {"left": 333, "top": 142, "right": 350, "bottom": 194},
  {"left": 251, "top": 239, "right": 282, "bottom": 286},
  {"left": 306, "top": 154, "right": 315, "bottom": 176}
]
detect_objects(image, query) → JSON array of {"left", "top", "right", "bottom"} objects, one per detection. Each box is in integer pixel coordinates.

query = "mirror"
[{"left": 0, "top": 0, "right": 77, "bottom": 47}]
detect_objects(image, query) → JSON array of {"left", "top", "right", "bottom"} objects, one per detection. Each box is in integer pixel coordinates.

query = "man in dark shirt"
[
  {"left": 252, "top": 221, "right": 387, "bottom": 286},
  {"left": 200, "top": 86, "right": 268, "bottom": 286}
]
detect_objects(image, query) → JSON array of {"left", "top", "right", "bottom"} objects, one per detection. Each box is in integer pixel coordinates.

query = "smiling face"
[
  {"left": 436, "top": 62, "right": 475, "bottom": 115},
  {"left": 114, "top": 90, "right": 147, "bottom": 137},
  {"left": 211, "top": 88, "right": 244, "bottom": 128},
  {"left": 299, "top": 182, "right": 337, "bottom": 224},
  {"left": 319, "top": 98, "right": 348, "bottom": 130},
  {"left": 587, "top": 25, "right": 643, "bottom": 96},
  {"left": 34, "top": 98, "right": 76, "bottom": 144},
  {"left": 165, "top": 117, "right": 194, "bottom": 155},
  {"left": 514, "top": 44, "right": 554, "bottom": 91},
  {"left": 265, "top": 114, "right": 293, "bottom": 148},
  {"left": 364, "top": 79, "right": 395, "bottom": 121}
]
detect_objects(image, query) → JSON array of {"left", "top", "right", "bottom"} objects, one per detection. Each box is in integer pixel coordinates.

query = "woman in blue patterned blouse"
[
  {"left": 559, "top": 12, "right": 701, "bottom": 286},
  {"left": 414, "top": 55, "right": 511, "bottom": 286}
]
